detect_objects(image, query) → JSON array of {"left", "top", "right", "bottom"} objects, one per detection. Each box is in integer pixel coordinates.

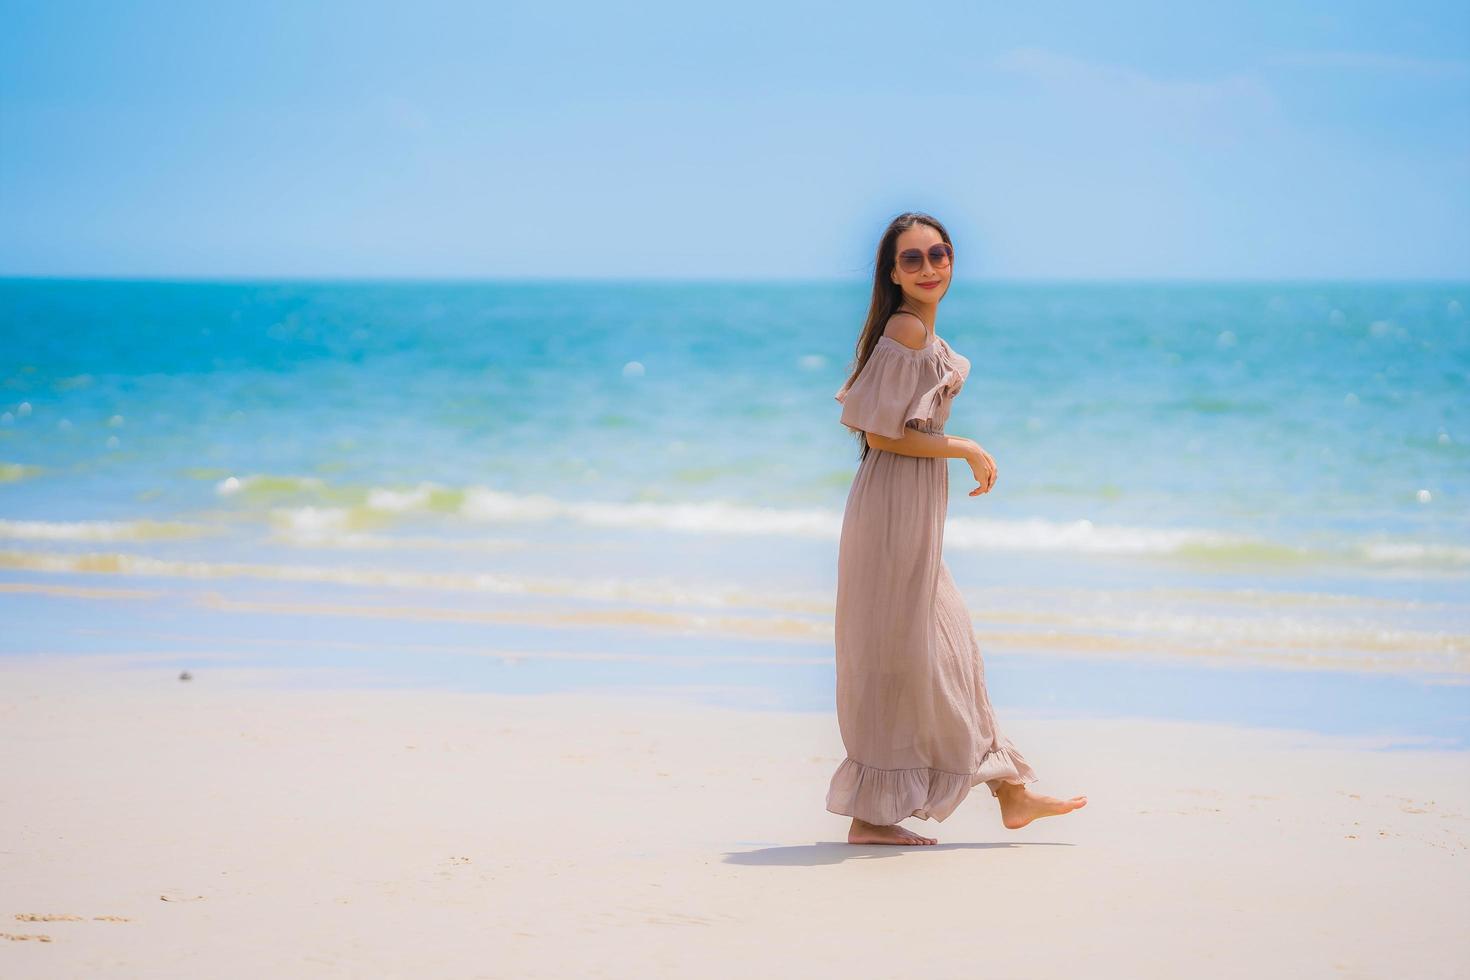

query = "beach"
[
  {"left": 1, "top": 279, "right": 1467, "bottom": 977},
  {"left": 2, "top": 655, "right": 1466, "bottom": 979},
  {"left": 5, "top": 0, "right": 1469, "bottom": 970}
]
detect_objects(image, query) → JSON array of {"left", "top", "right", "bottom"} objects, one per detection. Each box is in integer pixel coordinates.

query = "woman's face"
[{"left": 889, "top": 224, "right": 952, "bottom": 305}]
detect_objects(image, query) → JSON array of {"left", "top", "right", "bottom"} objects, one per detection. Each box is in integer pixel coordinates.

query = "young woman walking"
[{"left": 827, "top": 212, "right": 1088, "bottom": 845}]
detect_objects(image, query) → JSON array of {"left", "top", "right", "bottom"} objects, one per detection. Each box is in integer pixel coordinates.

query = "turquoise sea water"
[{"left": 2, "top": 278, "right": 1467, "bottom": 744}]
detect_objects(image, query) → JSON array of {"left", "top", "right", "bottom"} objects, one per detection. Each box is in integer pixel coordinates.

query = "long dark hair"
[{"left": 840, "top": 211, "right": 954, "bottom": 462}]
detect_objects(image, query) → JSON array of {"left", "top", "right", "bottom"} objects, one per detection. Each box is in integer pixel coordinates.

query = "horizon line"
[{"left": 3, "top": 273, "right": 1468, "bottom": 286}]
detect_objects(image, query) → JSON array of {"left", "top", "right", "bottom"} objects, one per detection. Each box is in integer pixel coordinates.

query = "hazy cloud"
[
  {"left": 985, "top": 46, "right": 1285, "bottom": 144},
  {"left": 1265, "top": 50, "right": 1470, "bottom": 80}
]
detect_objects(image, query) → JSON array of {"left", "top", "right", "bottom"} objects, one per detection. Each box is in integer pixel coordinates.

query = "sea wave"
[
  {"left": 0, "top": 547, "right": 1464, "bottom": 675},
  {"left": 205, "top": 474, "right": 1469, "bottom": 569},
  {"left": 0, "top": 518, "right": 213, "bottom": 542}
]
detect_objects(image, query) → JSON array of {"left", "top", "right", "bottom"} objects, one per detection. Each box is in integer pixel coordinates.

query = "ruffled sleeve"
[
  {"left": 833, "top": 342, "right": 924, "bottom": 441},
  {"left": 907, "top": 362, "right": 967, "bottom": 432}
]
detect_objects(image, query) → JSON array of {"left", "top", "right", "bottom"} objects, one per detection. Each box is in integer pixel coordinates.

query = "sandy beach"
[
  {"left": 1, "top": 656, "right": 1466, "bottom": 979},
  {"left": 5, "top": 1, "right": 1469, "bottom": 975}
]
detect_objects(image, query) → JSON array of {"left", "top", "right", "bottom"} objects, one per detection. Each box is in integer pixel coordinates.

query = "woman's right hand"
[{"left": 964, "top": 441, "right": 997, "bottom": 496}]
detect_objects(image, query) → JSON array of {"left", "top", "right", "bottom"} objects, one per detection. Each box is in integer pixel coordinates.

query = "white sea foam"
[
  {"left": 269, "top": 507, "right": 353, "bottom": 535},
  {"left": 1361, "top": 541, "right": 1470, "bottom": 565},
  {"left": 0, "top": 547, "right": 1463, "bottom": 674},
  {"left": 0, "top": 518, "right": 209, "bottom": 542},
  {"left": 215, "top": 474, "right": 328, "bottom": 497},
  {"left": 458, "top": 489, "right": 1241, "bottom": 555},
  {"left": 204, "top": 478, "right": 1469, "bottom": 567},
  {"left": 366, "top": 482, "right": 437, "bottom": 512},
  {"left": 943, "top": 515, "right": 1240, "bottom": 555}
]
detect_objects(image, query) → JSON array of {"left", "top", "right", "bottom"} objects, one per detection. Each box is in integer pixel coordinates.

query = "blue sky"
[{"left": 1, "top": 1, "right": 1467, "bottom": 280}]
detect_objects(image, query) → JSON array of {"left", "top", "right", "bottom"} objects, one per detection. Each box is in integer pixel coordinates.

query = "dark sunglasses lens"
[{"left": 897, "top": 246, "right": 951, "bottom": 272}]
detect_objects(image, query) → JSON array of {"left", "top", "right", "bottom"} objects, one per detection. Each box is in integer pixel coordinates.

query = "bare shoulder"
[{"left": 882, "top": 311, "right": 929, "bottom": 350}]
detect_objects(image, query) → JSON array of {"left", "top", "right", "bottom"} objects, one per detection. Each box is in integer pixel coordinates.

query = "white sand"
[{"left": 1, "top": 658, "right": 1467, "bottom": 979}]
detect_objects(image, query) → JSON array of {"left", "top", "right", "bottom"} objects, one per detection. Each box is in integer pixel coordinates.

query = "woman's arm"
[
  {"left": 868, "top": 429, "right": 998, "bottom": 494},
  {"left": 865, "top": 428, "right": 977, "bottom": 460}
]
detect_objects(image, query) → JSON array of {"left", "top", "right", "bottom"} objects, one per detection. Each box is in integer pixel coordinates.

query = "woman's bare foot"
[
  {"left": 994, "top": 782, "right": 1087, "bottom": 830},
  {"left": 848, "top": 817, "right": 937, "bottom": 845}
]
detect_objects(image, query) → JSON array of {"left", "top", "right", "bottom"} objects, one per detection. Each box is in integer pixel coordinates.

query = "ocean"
[{"left": 2, "top": 278, "right": 1466, "bottom": 743}]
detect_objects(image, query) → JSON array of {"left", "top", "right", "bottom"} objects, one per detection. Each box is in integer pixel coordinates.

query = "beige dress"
[{"left": 826, "top": 333, "right": 1039, "bottom": 824}]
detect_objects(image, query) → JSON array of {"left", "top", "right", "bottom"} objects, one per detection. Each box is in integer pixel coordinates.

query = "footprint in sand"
[
  {"left": 15, "top": 913, "right": 129, "bottom": 922},
  {"left": 15, "top": 913, "right": 83, "bottom": 922},
  {"left": 5, "top": 912, "right": 134, "bottom": 943},
  {"left": 16, "top": 912, "right": 132, "bottom": 921},
  {"left": 436, "top": 856, "right": 473, "bottom": 877}
]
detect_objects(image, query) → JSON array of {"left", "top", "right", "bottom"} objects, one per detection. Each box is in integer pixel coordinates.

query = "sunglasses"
[{"left": 896, "top": 243, "right": 954, "bottom": 274}]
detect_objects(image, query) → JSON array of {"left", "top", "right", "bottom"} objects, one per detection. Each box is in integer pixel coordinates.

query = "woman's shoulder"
[{"left": 881, "top": 311, "right": 929, "bottom": 351}]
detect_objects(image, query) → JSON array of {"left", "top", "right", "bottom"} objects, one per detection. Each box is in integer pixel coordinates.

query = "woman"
[{"left": 826, "top": 212, "right": 1087, "bottom": 845}]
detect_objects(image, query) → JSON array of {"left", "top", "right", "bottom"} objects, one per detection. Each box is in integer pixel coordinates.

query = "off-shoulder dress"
[{"left": 825, "top": 332, "right": 1039, "bottom": 824}]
